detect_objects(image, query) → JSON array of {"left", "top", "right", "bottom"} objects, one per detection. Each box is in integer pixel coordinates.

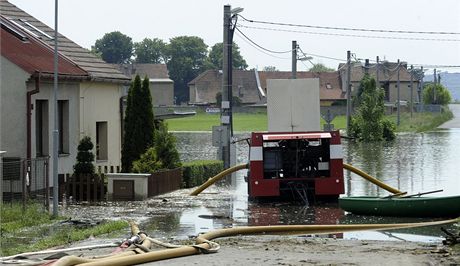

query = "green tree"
[
  {"left": 154, "top": 121, "right": 181, "bottom": 169},
  {"left": 308, "top": 63, "right": 334, "bottom": 72},
  {"left": 74, "top": 136, "right": 95, "bottom": 175},
  {"left": 422, "top": 83, "right": 452, "bottom": 105},
  {"left": 207, "top": 42, "right": 248, "bottom": 70},
  {"left": 132, "top": 147, "right": 162, "bottom": 173},
  {"left": 134, "top": 38, "right": 167, "bottom": 63},
  {"left": 349, "top": 75, "right": 395, "bottom": 141},
  {"left": 121, "top": 75, "right": 155, "bottom": 172},
  {"left": 93, "top": 31, "right": 133, "bottom": 63},
  {"left": 165, "top": 36, "right": 209, "bottom": 104}
]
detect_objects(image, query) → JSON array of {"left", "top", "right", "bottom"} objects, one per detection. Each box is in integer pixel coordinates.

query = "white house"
[{"left": 0, "top": 0, "right": 131, "bottom": 189}]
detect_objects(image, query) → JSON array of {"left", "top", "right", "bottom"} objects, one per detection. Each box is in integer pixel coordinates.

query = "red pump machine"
[
  {"left": 247, "top": 131, "right": 344, "bottom": 202},
  {"left": 246, "top": 78, "right": 344, "bottom": 202}
]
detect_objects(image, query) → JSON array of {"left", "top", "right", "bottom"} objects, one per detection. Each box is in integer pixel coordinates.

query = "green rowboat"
[{"left": 339, "top": 195, "right": 460, "bottom": 217}]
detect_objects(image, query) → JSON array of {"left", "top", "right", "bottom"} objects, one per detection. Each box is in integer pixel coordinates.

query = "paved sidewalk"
[{"left": 439, "top": 104, "right": 460, "bottom": 129}]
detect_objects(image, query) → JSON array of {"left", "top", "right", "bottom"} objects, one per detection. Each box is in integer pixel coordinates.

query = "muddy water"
[
  {"left": 159, "top": 130, "right": 460, "bottom": 242},
  {"left": 59, "top": 130, "right": 459, "bottom": 244}
]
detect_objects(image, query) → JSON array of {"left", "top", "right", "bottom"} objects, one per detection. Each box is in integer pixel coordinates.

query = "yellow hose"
[
  {"left": 343, "top": 163, "right": 404, "bottom": 194},
  {"left": 57, "top": 218, "right": 459, "bottom": 266},
  {"left": 190, "top": 163, "right": 248, "bottom": 196}
]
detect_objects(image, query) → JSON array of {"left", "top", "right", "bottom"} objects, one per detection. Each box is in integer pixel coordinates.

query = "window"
[
  {"left": 35, "top": 100, "right": 49, "bottom": 157},
  {"left": 96, "top": 121, "right": 108, "bottom": 160},
  {"left": 58, "top": 100, "right": 69, "bottom": 154}
]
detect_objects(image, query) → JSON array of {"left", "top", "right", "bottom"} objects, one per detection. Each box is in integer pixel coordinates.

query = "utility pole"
[
  {"left": 52, "top": 0, "right": 59, "bottom": 217},
  {"left": 364, "top": 59, "right": 369, "bottom": 75},
  {"left": 433, "top": 69, "right": 437, "bottom": 104},
  {"left": 396, "top": 59, "right": 400, "bottom": 126},
  {"left": 221, "top": 5, "right": 232, "bottom": 169},
  {"left": 410, "top": 65, "right": 414, "bottom": 118},
  {"left": 291, "top": 40, "right": 297, "bottom": 79},
  {"left": 346, "top": 50, "right": 352, "bottom": 133},
  {"left": 419, "top": 66, "right": 424, "bottom": 103},
  {"left": 376, "top": 56, "right": 380, "bottom": 87}
]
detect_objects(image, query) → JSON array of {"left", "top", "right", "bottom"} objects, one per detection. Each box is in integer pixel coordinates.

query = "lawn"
[{"left": 167, "top": 112, "right": 347, "bottom": 132}]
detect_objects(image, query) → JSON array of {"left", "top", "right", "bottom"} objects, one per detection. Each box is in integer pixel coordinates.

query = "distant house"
[
  {"left": 338, "top": 61, "right": 420, "bottom": 103},
  {"left": 188, "top": 69, "right": 344, "bottom": 106},
  {"left": 0, "top": 0, "right": 130, "bottom": 183},
  {"left": 114, "top": 64, "right": 174, "bottom": 106}
]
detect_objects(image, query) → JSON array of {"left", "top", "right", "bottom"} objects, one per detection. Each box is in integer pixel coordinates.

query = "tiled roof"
[
  {"left": 189, "top": 70, "right": 344, "bottom": 103},
  {"left": 338, "top": 62, "right": 413, "bottom": 82},
  {"left": 0, "top": 0, "right": 129, "bottom": 82},
  {"left": 259, "top": 71, "right": 344, "bottom": 100},
  {"left": 114, "top": 63, "right": 172, "bottom": 80},
  {"left": 1, "top": 18, "right": 88, "bottom": 77}
]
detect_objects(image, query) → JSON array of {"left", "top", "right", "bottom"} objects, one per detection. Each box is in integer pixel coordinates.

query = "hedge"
[{"left": 182, "top": 160, "right": 224, "bottom": 188}]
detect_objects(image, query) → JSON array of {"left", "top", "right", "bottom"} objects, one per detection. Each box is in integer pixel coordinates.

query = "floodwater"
[
  {"left": 153, "top": 130, "right": 460, "bottom": 242},
  {"left": 55, "top": 130, "right": 460, "bottom": 245}
]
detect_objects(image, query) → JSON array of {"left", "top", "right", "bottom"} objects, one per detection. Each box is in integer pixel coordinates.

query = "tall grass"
[{"left": 1, "top": 202, "right": 54, "bottom": 233}]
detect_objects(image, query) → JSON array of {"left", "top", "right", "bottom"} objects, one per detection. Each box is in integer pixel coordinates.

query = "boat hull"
[{"left": 339, "top": 196, "right": 460, "bottom": 217}]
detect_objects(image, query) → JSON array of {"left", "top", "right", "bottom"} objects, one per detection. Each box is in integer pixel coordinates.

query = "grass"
[
  {"left": 391, "top": 110, "right": 453, "bottom": 132},
  {"left": 167, "top": 110, "right": 452, "bottom": 133},
  {"left": 1, "top": 203, "right": 129, "bottom": 256},
  {"left": 167, "top": 112, "right": 347, "bottom": 132}
]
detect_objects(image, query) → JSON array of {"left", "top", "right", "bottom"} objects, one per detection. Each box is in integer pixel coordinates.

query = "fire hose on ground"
[
  {"left": 47, "top": 218, "right": 459, "bottom": 266},
  {"left": 190, "top": 163, "right": 404, "bottom": 196}
]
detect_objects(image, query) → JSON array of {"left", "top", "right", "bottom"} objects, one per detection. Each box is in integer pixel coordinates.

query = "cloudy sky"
[{"left": 8, "top": 0, "right": 460, "bottom": 72}]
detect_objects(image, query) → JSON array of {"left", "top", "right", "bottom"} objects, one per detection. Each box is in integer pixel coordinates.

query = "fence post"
[
  {"left": 86, "top": 174, "right": 90, "bottom": 202},
  {"left": 79, "top": 174, "right": 83, "bottom": 202}
]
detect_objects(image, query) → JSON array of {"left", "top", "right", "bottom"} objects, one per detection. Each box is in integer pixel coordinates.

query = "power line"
[
  {"left": 237, "top": 24, "right": 460, "bottom": 42},
  {"left": 238, "top": 15, "right": 460, "bottom": 35},
  {"left": 234, "top": 31, "right": 291, "bottom": 60},
  {"left": 235, "top": 27, "right": 294, "bottom": 54}
]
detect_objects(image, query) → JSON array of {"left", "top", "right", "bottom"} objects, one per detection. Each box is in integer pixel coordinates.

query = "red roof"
[{"left": 1, "top": 21, "right": 87, "bottom": 77}]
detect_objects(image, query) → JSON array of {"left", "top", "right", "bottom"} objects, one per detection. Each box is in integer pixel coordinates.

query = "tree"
[
  {"left": 132, "top": 122, "right": 181, "bottom": 173},
  {"left": 422, "top": 83, "right": 452, "bottom": 105},
  {"left": 165, "top": 36, "right": 209, "bottom": 103},
  {"left": 207, "top": 42, "right": 248, "bottom": 70},
  {"left": 263, "top": 66, "right": 279, "bottom": 72},
  {"left": 121, "top": 75, "right": 155, "bottom": 172},
  {"left": 74, "top": 136, "right": 95, "bottom": 175},
  {"left": 308, "top": 63, "right": 334, "bottom": 72},
  {"left": 154, "top": 121, "right": 181, "bottom": 169},
  {"left": 349, "top": 75, "right": 395, "bottom": 141},
  {"left": 134, "top": 38, "right": 167, "bottom": 63},
  {"left": 93, "top": 31, "right": 133, "bottom": 63}
]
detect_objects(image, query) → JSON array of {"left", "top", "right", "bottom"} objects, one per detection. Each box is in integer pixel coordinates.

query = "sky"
[{"left": 7, "top": 0, "right": 460, "bottom": 73}]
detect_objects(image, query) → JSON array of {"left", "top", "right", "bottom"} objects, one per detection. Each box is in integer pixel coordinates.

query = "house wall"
[
  {"left": 0, "top": 56, "right": 29, "bottom": 158},
  {"left": 30, "top": 80, "right": 80, "bottom": 180},
  {"left": 387, "top": 81, "right": 419, "bottom": 103},
  {"left": 151, "top": 81, "right": 174, "bottom": 106},
  {"left": 79, "top": 81, "right": 123, "bottom": 173}
]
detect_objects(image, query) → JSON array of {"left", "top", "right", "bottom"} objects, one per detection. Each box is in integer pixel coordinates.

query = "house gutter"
[{"left": 27, "top": 73, "right": 40, "bottom": 160}]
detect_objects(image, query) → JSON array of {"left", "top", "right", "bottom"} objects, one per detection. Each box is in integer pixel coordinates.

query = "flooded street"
[{"left": 60, "top": 129, "right": 460, "bottom": 243}]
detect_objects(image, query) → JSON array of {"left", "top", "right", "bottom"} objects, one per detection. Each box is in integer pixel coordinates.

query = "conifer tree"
[
  {"left": 121, "top": 75, "right": 155, "bottom": 172},
  {"left": 74, "top": 136, "right": 95, "bottom": 175}
]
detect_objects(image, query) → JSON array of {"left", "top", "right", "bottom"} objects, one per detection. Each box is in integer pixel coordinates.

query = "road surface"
[{"left": 439, "top": 104, "right": 460, "bottom": 129}]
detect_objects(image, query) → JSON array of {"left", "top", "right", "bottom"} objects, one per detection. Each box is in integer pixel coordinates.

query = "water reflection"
[{"left": 163, "top": 130, "right": 460, "bottom": 242}]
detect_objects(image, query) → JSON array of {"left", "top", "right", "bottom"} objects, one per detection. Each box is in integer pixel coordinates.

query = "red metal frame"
[{"left": 248, "top": 131, "right": 344, "bottom": 200}]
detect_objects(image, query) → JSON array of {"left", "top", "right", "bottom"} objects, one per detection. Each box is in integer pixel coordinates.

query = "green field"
[
  {"left": 166, "top": 111, "right": 451, "bottom": 132},
  {"left": 167, "top": 112, "right": 346, "bottom": 132}
]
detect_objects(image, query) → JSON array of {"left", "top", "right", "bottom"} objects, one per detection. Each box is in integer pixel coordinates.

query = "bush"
[
  {"left": 154, "top": 121, "right": 181, "bottom": 169},
  {"left": 74, "top": 136, "right": 95, "bottom": 175},
  {"left": 382, "top": 118, "right": 396, "bottom": 141},
  {"left": 182, "top": 160, "right": 224, "bottom": 188},
  {"left": 132, "top": 147, "right": 162, "bottom": 173},
  {"left": 422, "top": 83, "right": 452, "bottom": 105}
]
